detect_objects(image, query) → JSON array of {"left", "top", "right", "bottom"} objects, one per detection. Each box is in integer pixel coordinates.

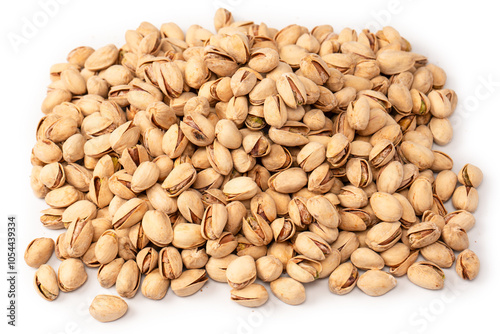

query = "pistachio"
[
  {"left": 407, "top": 261, "right": 445, "bottom": 290},
  {"left": 270, "top": 277, "right": 306, "bottom": 305}
]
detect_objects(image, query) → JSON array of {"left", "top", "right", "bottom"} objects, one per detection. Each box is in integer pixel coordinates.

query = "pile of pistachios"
[{"left": 28, "top": 8, "right": 481, "bottom": 322}]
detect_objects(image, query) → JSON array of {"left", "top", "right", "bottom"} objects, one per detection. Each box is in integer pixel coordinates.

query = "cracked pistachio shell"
[
  {"left": 390, "top": 249, "right": 419, "bottom": 277},
  {"left": 89, "top": 295, "right": 127, "bottom": 323},
  {"left": 191, "top": 167, "right": 223, "bottom": 192},
  {"left": 58, "top": 258, "right": 87, "bottom": 292},
  {"left": 288, "top": 196, "right": 313, "bottom": 228},
  {"left": 242, "top": 215, "right": 273, "bottom": 246},
  {"left": 442, "top": 223, "right": 469, "bottom": 251},
  {"left": 84, "top": 44, "right": 119, "bottom": 71},
  {"left": 370, "top": 192, "right": 403, "bottom": 222},
  {"left": 300, "top": 53, "right": 329, "bottom": 85},
  {"left": 366, "top": 222, "right": 402, "bottom": 252},
  {"left": 317, "top": 249, "right": 341, "bottom": 279},
  {"left": 109, "top": 170, "right": 135, "bottom": 200},
  {"left": 380, "top": 242, "right": 410, "bottom": 267},
  {"left": 250, "top": 192, "right": 277, "bottom": 224},
  {"left": 172, "top": 222, "right": 205, "bottom": 249},
  {"left": 271, "top": 277, "right": 306, "bottom": 306},
  {"left": 457, "top": 164, "right": 483, "bottom": 188},
  {"left": 444, "top": 210, "right": 475, "bottom": 232},
  {"left": 392, "top": 193, "right": 417, "bottom": 228},
  {"left": 434, "top": 170, "right": 457, "bottom": 202},
  {"left": 456, "top": 249, "right": 480, "bottom": 280},
  {"left": 31, "top": 166, "right": 50, "bottom": 198},
  {"left": 400, "top": 141, "right": 435, "bottom": 170},
  {"left": 420, "top": 241, "right": 455, "bottom": 268},
  {"left": 131, "top": 161, "right": 160, "bottom": 193},
  {"left": 357, "top": 108, "right": 387, "bottom": 136},
  {"left": 408, "top": 177, "right": 433, "bottom": 215},
  {"left": 225, "top": 201, "right": 246, "bottom": 235},
  {"left": 268, "top": 121, "right": 309, "bottom": 147},
  {"left": 302, "top": 108, "right": 325, "bottom": 130},
  {"left": 351, "top": 247, "right": 384, "bottom": 270},
  {"left": 226, "top": 255, "right": 257, "bottom": 289},
  {"left": 206, "top": 140, "right": 234, "bottom": 175},
  {"left": 41, "top": 89, "right": 72, "bottom": 115},
  {"left": 109, "top": 121, "right": 140, "bottom": 154},
  {"left": 136, "top": 247, "right": 158, "bottom": 275},
  {"left": 451, "top": 186, "right": 478, "bottom": 213},
  {"left": 337, "top": 185, "right": 368, "bottom": 209},
  {"left": 376, "top": 50, "right": 425, "bottom": 75},
  {"left": 368, "top": 139, "right": 395, "bottom": 169},
  {"left": 116, "top": 259, "right": 140, "bottom": 298},
  {"left": 25, "top": 238, "right": 55, "bottom": 268},
  {"left": 158, "top": 246, "right": 183, "bottom": 279},
  {"left": 261, "top": 144, "right": 293, "bottom": 172},
  {"left": 201, "top": 204, "right": 228, "bottom": 240},
  {"left": 223, "top": 177, "right": 259, "bottom": 201},
  {"left": 119, "top": 145, "right": 150, "bottom": 175},
  {"left": 407, "top": 222, "right": 441, "bottom": 249},
  {"left": 388, "top": 83, "right": 412, "bottom": 115},
  {"left": 346, "top": 96, "right": 370, "bottom": 130},
  {"left": 326, "top": 133, "right": 350, "bottom": 168},
  {"left": 286, "top": 255, "right": 322, "bottom": 283},
  {"left": 263, "top": 94, "right": 288, "bottom": 128},
  {"left": 171, "top": 269, "right": 208, "bottom": 297},
  {"left": 33, "top": 139, "right": 63, "bottom": 164},
  {"left": 297, "top": 142, "right": 325, "bottom": 172},
  {"left": 407, "top": 261, "right": 445, "bottom": 290},
  {"left": 34, "top": 264, "right": 59, "bottom": 301},
  {"left": 230, "top": 67, "right": 257, "bottom": 97},
  {"left": 294, "top": 231, "right": 331, "bottom": 261},
  {"left": 65, "top": 216, "right": 94, "bottom": 258},
  {"left": 306, "top": 195, "right": 339, "bottom": 228},
  {"left": 428, "top": 90, "right": 452, "bottom": 118},
  {"left": 377, "top": 161, "right": 404, "bottom": 194},
  {"left": 276, "top": 73, "right": 307, "bottom": 108},
  {"left": 177, "top": 190, "right": 204, "bottom": 224},
  {"left": 97, "top": 258, "right": 124, "bottom": 288},
  {"left": 215, "top": 119, "right": 242, "bottom": 150},
  {"left": 112, "top": 198, "right": 148, "bottom": 229},
  {"left": 270, "top": 217, "right": 295, "bottom": 242},
  {"left": 308, "top": 163, "right": 336, "bottom": 194},
  {"left": 45, "top": 186, "right": 84, "bottom": 208},
  {"left": 181, "top": 248, "right": 209, "bottom": 269},
  {"left": 357, "top": 269, "right": 397, "bottom": 296},
  {"left": 231, "top": 283, "right": 269, "bottom": 308},
  {"left": 161, "top": 163, "right": 197, "bottom": 197},
  {"left": 180, "top": 113, "right": 215, "bottom": 147},
  {"left": 95, "top": 230, "right": 119, "bottom": 264},
  {"left": 206, "top": 254, "right": 238, "bottom": 282},
  {"left": 345, "top": 158, "right": 372, "bottom": 188},
  {"left": 142, "top": 210, "right": 173, "bottom": 247},
  {"left": 162, "top": 124, "right": 189, "bottom": 159},
  {"left": 207, "top": 232, "right": 237, "bottom": 258},
  {"left": 141, "top": 269, "right": 170, "bottom": 300},
  {"left": 249, "top": 78, "right": 277, "bottom": 106},
  {"left": 255, "top": 255, "right": 283, "bottom": 282},
  {"left": 331, "top": 231, "right": 360, "bottom": 262},
  {"left": 428, "top": 117, "right": 453, "bottom": 146},
  {"left": 328, "top": 262, "right": 359, "bottom": 295},
  {"left": 89, "top": 176, "right": 114, "bottom": 208},
  {"left": 268, "top": 168, "right": 308, "bottom": 194}
]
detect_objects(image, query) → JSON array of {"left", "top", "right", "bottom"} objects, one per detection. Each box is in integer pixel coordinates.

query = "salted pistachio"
[
  {"left": 58, "top": 258, "right": 87, "bottom": 292},
  {"left": 230, "top": 283, "right": 269, "bottom": 308},
  {"left": 458, "top": 164, "right": 483, "bottom": 188},
  {"left": 172, "top": 222, "right": 205, "bottom": 249},
  {"left": 223, "top": 201, "right": 245, "bottom": 236},
  {"left": 369, "top": 192, "right": 403, "bottom": 222},
  {"left": 142, "top": 210, "right": 173, "bottom": 247},
  {"left": 112, "top": 198, "right": 148, "bottom": 230},
  {"left": 444, "top": 210, "right": 475, "bottom": 232},
  {"left": 254, "top": 255, "right": 282, "bottom": 282},
  {"left": 331, "top": 231, "right": 359, "bottom": 262},
  {"left": 25, "top": 238, "right": 55, "bottom": 268},
  {"left": 295, "top": 142, "right": 325, "bottom": 173},
  {"left": 407, "top": 222, "right": 440, "bottom": 249},
  {"left": 357, "top": 269, "right": 397, "bottom": 297},
  {"left": 95, "top": 230, "right": 119, "bottom": 264},
  {"left": 171, "top": 269, "right": 209, "bottom": 297},
  {"left": 263, "top": 94, "right": 288, "bottom": 129},
  {"left": 270, "top": 277, "right": 306, "bottom": 306},
  {"left": 45, "top": 185, "right": 84, "bottom": 209},
  {"left": 366, "top": 222, "right": 402, "bottom": 252},
  {"left": 350, "top": 247, "right": 384, "bottom": 270},
  {"left": 133, "top": 247, "right": 158, "bottom": 275},
  {"left": 89, "top": 294, "right": 128, "bottom": 323},
  {"left": 205, "top": 254, "right": 237, "bottom": 283},
  {"left": 338, "top": 208, "right": 370, "bottom": 232},
  {"left": 434, "top": 170, "right": 457, "bottom": 202},
  {"left": 328, "top": 262, "right": 358, "bottom": 295},
  {"left": 215, "top": 119, "right": 242, "bottom": 150},
  {"left": 261, "top": 144, "right": 292, "bottom": 172},
  {"left": 158, "top": 246, "right": 182, "bottom": 280},
  {"left": 226, "top": 255, "right": 257, "bottom": 290},
  {"left": 162, "top": 163, "right": 197, "bottom": 197},
  {"left": 202, "top": 188, "right": 228, "bottom": 206},
  {"left": 392, "top": 193, "right": 417, "bottom": 229},
  {"left": 269, "top": 217, "right": 295, "bottom": 242},
  {"left": 179, "top": 248, "right": 208, "bottom": 270},
  {"left": 205, "top": 231, "right": 237, "bottom": 258},
  {"left": 306, "top": 195, "right": 339, "bottom": 229},
  {"left": 307, "top": 163, "right": 335, "bottom": 194},
  {"left": 140, "top": 268, "right": 169, "bottom": 300},
  {"left": 33, "top": 139, "right": 63, "bottom": 164},
  {"left": 428, "top": 90, "right": 452, "bottom": 118},
  {"left": 115, "top": 259, "right": 140, "bottom": 298},
  {"left": 408, "top": 177, "right": 433, "bottom": 215},
  {"left": 96, "top": 258, "right": 124, "bottom": 289},
  {"left": 108, "top": 170, "right": 135, "bottom": 200},
  {"left": 191, "top": 167, "right": 223, "bottom": 191},
  {"left": 268, "top": 121, "right": 309, "bottom": 147},
  {"left": 407, "top": 261, "right": 445, "bottom": 290},
  {"left": 442, "top": 223, "right": 469, "bottom": 251},
  {"left": 368, "top": 139, "right": 395, "bottom": 169},
  {"left": 288, "top": 196, "right": 313, "bottom": 228},
  {"left": 451, "top": 186, "right": 478, "bottom": 213},
  {"left": 201, "top": 204, "right": 228, "bottom": 240},
  {"left": 109, "top": 121, "right": 140, "bottom": 155},
  {"left": 180, "top": 113, "right": 215, "bottom": 147},
  {"left": 176, "top": 190, "right": 204, "bottom": 224},
  {"left": 420, "top": 241, "right": 454, "bottom": 268},
  {"left": 241, "top": 215, "right": 273, "bottom": 247},
  {"left": 162, "top": 124, "right": 188, "bottom": 160},
  {"left": 128, "top": 220, "right": 149, "bottom": 250},
  {"left": 337, "top": 185, "right": 368, "bottom": 209},
  {"left": 223, "top": 177, "right": 259, "bottom": 201},
  {"left": 61, "top": 133, "right": 85, "bottom": 164},
  {"left": 380, "top": 242, "right": 410, "bottom": 267},
  {"left": 64, "top": 216, "right": 94, "bottom": 258},
  {"left": 286, "top": 255, "right": 322, "bottom": 283},
  {"left": 130, "top": 161, "right": 159, "bottom": 193},
  {"left": 268, "top": 168, "right": 308, "bottom": 194},
  {"left": 119, "top": 145, "right": 149, "bottom": 175},
  {"left": 242, "top": 133, "right": 272, "bottom": 159},
  {"left": 40, "top": 208, "right": 65, "bottom": 230},
  {"left": 344, "top": 158, "right": 371, "bottom": 188},
  {"left": 456, "top": 249, "right": 480, "bottom": 280},
  {"left": 34, "top": 264, "right": 59, "bottom": 301},
  {"left": 250, "top": 192, "right": 277, "bottom": 225},
  {"left": 294, "top": 231, "right": 331, "bottom": 261}
]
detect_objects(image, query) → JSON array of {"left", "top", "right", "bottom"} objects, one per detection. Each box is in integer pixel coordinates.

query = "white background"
[{"left": 1, "top": 0, "right": 499, "bottom": 333}]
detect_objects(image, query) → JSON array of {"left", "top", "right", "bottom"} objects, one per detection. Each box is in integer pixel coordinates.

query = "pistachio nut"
[
  {"left": 456, "top": 249, "right": 480, "bottom": 280},
  {"left": 34, "top": 264, "right": 59, "bottom": 301},
  {"left": 171, "top": 269, "right": 208, "bottom": 297},
  {"left": 407, "top": 261, "right": 445, "bottom": 290},
  {"left": 270, "top": 277, "right": 306, "bottom": 305},
  {"left": 57, "top": 258, "right": 87, "bottom": 292},
  {"left": 25, "top": 237, "right": 55, "bottom": 268},
  {"left": 328, "top": 262, "right": 359, "bottom": 295},
  {"left": 97, "top": 258, "right": 125, "bottom": 288}
]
